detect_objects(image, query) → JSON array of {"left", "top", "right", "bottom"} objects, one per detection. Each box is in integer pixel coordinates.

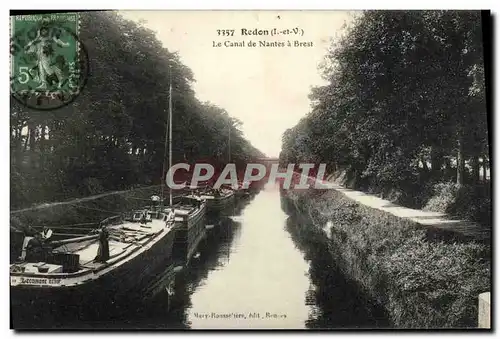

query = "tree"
[
  {"left": 10, "top": 11, "right": 263, "bottom": 208},
  {"left": 280, "top": 10, "right": 488, "bottom": 202}
]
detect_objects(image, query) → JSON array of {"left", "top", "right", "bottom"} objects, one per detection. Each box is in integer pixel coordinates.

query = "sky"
[{"left": 120, "top": 11, "right": 354, "bottom": 157}]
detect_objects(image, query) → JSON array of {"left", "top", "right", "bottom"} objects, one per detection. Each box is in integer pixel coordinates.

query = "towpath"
[{"left": 300, "top": 173, "right": 490, "bottom": 243}]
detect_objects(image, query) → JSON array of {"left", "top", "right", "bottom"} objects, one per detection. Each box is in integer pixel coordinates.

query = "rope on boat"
[
  {"left": 67, "top": 203, "right": 123, "bottom": 215},
  {"left": 123, "top": 196, "right": 157, "bottom": 201},
  {"left": 28, "top": 222, "right": 98, "bottom": 229},
  {"left": 10, "top": 184, "right": 162, "bottom": 214},
  {"left": 52, "top": 232, "right": 89, "bottom": 238}
]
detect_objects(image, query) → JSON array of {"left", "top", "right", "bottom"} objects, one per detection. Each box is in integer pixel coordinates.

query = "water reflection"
[
  {"left": 185, "top": 184, "right": 311, "bottom": 329},
  {"left": 283, "top": 212, "right": 389, "bottom": 328}
]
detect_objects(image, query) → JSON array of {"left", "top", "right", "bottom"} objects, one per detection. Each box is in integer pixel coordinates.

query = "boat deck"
[
  {"left": 71, "top": 220, "right": 168, "bottom": 268},
  {"left": 12, "top": 218, "right": 173, "bottom": 276},
  {"left": 11, "top": 201, "right": 205, "bottom": 280}
]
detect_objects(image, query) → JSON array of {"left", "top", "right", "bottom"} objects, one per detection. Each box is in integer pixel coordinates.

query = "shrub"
[
  {"left": 448, "top": 184, "right": 491, "bottom": 227},
  {"left": 424, "top": 182, "right": 491, "bottom": 227},
  {"left": 424, "top": 182, "right": 461, "bottom": 213}
]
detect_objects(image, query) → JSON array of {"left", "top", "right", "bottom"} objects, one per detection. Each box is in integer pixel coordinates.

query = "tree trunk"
[
  {"left": 28, "top": 124, "right": 35, "bottom": 152},
  {"left": 471, "top": 155, "right": 480, "bottom": 184},
  {"left": 13, "top": 125, "right": 22, "bottom": 166},
  {"left": 27, "top": 122, "right": 36, "bottom": 168},
  {"left": 444, "top": 157, "right": 451, "bottom": 169},
  {"left": 430, "top": 146, "right": 443, "bottom": 175},
  {"left": 482, "top": 156, "right": 488, "bottom": 182},
  {"left": 40, "top": 125, "right": 47, "bottom": 167},
  {"left": 331, "top": 161, "right": 337, "bottom": 173},
  {"left": 421, "top": 157, "right": 429, "bottom": 172},
  {"left": 23, "top": 134, "right": 29, "bottom": 151},
  {"left": 456, "top": 138, "right": 465, "bottom": 186}
]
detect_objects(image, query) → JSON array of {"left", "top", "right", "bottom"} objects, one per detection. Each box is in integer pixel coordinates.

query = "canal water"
[{"left": 12, "top": 183, "right": 388, "bottom": 329}]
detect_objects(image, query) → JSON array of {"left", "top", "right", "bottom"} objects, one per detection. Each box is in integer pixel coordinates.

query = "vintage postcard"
[{"left": 9, "top": 10, "right": 491, "bottom": 330}]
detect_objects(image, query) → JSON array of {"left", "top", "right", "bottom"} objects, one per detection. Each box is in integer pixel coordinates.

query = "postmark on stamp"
[{"left": 10, "top": 13, "right": 89, "bottom": 110}]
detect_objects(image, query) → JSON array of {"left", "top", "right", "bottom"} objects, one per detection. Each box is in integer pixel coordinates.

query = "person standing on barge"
[{"left": 94, "top": 226, "right": 110, "bottom": 263}]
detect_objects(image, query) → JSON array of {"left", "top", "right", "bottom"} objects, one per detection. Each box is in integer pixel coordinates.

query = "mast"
[
  {"left": 168, "top": 65, "right": 173, "bottom": 207},
  {"left": 161, "top": 64, "right": 173, "bottom": 207},
  {"left": 161, "top": 109, "right": 168, "bottom": 207},
  {"left": 228, "top": 121, "right": 231, "bottom": 164}
]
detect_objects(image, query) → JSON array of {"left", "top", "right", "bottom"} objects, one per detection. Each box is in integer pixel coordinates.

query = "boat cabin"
[{"left": 123, "top": 209, "right": 172, "bottom": 224}]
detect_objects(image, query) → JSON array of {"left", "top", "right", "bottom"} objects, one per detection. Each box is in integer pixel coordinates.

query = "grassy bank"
[{"left": 284, "top": 189, "right": 491, "bottom": 328}]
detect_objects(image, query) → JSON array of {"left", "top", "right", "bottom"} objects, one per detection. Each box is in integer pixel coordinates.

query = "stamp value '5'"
[{"left": 10, "top": 13, "right": 88, "bottom": 111}]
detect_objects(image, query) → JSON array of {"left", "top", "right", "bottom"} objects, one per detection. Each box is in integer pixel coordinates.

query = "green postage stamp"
[{"left": 10, "top": 13, "right": 88, "bottom": 110}]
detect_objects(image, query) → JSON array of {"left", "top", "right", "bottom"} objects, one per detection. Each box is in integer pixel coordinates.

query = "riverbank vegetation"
[
  {"left": 279, "top": 11, "right": 490, "bottom": 226},
  {"left": 285, "top": 189, "right": 490, "bottom": 328},
  {"left": 11, "top": 11, "right": 264, "bottom": 210}
]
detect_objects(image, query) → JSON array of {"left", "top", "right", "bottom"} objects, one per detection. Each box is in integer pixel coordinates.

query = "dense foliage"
[
  {"left": 10, "top": 11, "right": 264, "bottom": 209},
  {"left": 280, "top": 11, "right": 490, "bottom": 223}
]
